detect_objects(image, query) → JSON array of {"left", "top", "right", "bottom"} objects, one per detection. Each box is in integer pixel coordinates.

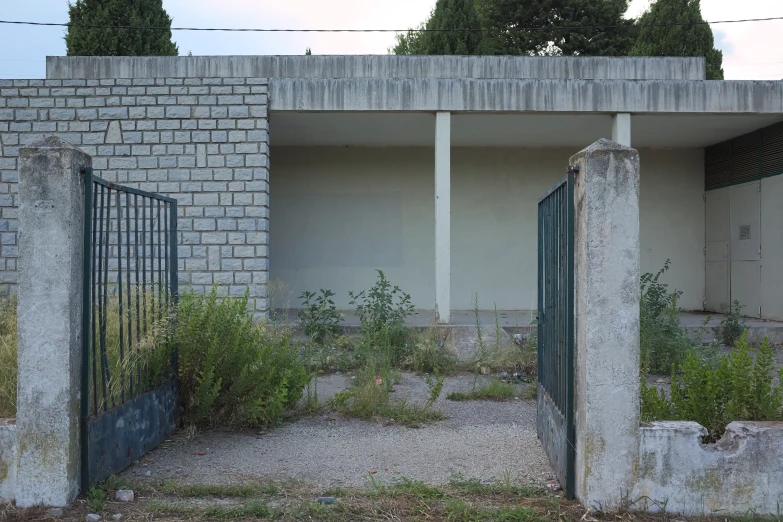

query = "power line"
[{"left": 0, "top": 16, "right": 782, "bottom": 33}]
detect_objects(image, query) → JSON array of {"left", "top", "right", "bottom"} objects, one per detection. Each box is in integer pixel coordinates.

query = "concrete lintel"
[
  {"left": 46, "top": 55, "right": 706, "bottom": 80},
  {"left": 435, "top": 112, "right": 451, "bottom": 324},
  {"left": 611, "top": 113, "right": 631, "bottom": 146},
  {"left": 16, "top": 136, "right": 90, "bottom": 507},
  {"left": 269, "top": 78, "right": 783, "bottom": 114}
]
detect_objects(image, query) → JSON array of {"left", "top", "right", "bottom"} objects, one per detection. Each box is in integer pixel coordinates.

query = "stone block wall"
[{"left": 0, "top": 77, "right": 270, "bottom": 315}]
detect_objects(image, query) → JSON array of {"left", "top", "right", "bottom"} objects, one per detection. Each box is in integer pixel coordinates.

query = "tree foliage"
[
  {"left": 479, "top": 0, "right": 633, "bottom": 56},
  {"left": 66, "top": 0, "right": 178, "bottom": 56},
  {"left": 630, "top": 0, "right": 723, "bottom": 79},
  {"left": 392, "top": 0, "right": 483, "bottom": 55}
]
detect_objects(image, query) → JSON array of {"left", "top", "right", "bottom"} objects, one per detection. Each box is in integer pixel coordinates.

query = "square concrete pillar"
[
  {"left": 16, "top": 137, "right": 90, "bottom": 507},
  {"left": 611, "top": 113, "right": 632, "bottom": 147},
  {"left": 571, "top": 139, "right": 640, "bottom": 508},
  {"left": 435, "top": 112, "right": 451, "bottom": 323}
]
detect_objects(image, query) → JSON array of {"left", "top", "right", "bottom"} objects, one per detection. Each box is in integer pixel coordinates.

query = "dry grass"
[
  {"left": 96, "top": 289, "right": 173, "bottom": 413},
  {"left": 0, "top": 289, "right": 172, "bottom": 419},
  {"left": 0, "top": 297, "right": 17, "bottom": 418},
  {"left": 8, "top": 476, "right": 772, "bottom": 522}
]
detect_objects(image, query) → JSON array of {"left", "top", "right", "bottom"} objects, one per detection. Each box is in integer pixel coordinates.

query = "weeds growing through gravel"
[{"left": 329, "top": 362, "right": 446, "bottom": 427}]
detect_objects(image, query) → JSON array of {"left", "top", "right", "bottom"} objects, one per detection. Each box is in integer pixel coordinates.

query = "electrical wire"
[{"left": 0, "top": 16, "right": 782, "bottom": 33}]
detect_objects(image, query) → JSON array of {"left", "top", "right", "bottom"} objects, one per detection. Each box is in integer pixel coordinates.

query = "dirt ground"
[{"left": 119, "top": 372, "right": 554, "bottom": 489}]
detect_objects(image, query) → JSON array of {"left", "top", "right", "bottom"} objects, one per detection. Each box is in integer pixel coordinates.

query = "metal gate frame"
[
  {"left": 80, "top": 168, "right": 179, "bottom": 489},
  {"left": 536, "top": 169, "right": 576, "bottom": 498}
]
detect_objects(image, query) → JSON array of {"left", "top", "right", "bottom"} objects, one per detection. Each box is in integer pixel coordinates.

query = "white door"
[
  {"left": 705, "top": 188, "right": 730, "bottom": 313},
  {"left": 760, "top": 175, "right": 783, "bottom": 320},
  {"left": 729, "top": 181, "right": 761, "bottom": 318}
]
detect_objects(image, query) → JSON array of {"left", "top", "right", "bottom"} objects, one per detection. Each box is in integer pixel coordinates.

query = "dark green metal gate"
[
  {"left": 80, "top": 168, "right": 179, "bottom": 489},
  {"left": 536, "top": 169, "right": 576, "bottom": 499}
]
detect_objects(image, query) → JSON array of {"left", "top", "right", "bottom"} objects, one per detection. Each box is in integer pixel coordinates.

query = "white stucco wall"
[{"left": 270, "top": 146, "right": 704, "bottom": 311}]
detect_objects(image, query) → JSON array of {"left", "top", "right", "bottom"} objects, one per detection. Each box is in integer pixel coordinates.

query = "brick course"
[{"left": 0, "top": 77, "right": 270, "bottom": 315}]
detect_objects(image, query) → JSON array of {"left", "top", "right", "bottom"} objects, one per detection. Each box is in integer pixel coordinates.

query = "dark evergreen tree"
[
  {"left": 479, "top": 0, "right": 634, "bottom": 56},
  {"left": 630, "top": 0, "right": 723, "bottom": 79},
  {"left": 66, "top": 0, "right": 178, "bottom": 56},
  {"left": 392, "top": 0, "right": 483, "bottom": 55}
]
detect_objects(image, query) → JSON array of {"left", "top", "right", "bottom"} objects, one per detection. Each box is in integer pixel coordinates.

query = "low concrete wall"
[
  {"left": 632, "top": 421, "right": 783, "bottom": 515},
  {"left": 0, "top": 421, "right": 17, "bottom": 503}
]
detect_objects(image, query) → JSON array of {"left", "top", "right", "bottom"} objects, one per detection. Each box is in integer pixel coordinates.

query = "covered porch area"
[{"left": 267, "top": 110, "right": 783, "bottom": 322}]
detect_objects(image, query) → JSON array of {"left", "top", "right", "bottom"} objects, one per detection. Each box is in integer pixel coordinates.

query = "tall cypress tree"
[
  {"left": 392, "top": 0, "right": 483, "bottom": 55},
  {"left": 66, "top": 0, "right": 178, "bottom": 56},
  {"left": 630, "top": 0, "right": 723, "bottom": 79}
]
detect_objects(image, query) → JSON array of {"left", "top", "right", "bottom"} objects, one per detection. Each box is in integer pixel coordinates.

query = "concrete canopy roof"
[
  {"left": 269, "top": 112, "right": 783, "bottom": 148},
  {"left": 269, "top": 78, "right": 783, "bottom": 114}
]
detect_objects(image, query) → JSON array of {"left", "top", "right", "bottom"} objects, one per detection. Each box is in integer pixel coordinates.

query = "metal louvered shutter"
[
  {"left": 731, "top": 131, "right": 762, "bottom": 184},
  {"left": 705, "top": 141, "right": 732, "bottom": 190},
  {"left": 762, "top": 122, "right": 783, "bottom": 178}
]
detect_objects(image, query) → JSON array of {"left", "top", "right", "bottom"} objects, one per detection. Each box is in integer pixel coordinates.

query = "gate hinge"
[{"left": 567, "top": 165, "right": 580, "bottom": 175}]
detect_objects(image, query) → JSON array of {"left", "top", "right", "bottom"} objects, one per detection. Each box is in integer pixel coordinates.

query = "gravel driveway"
[{"left": 123, "top": 373, "right": 554, "bottom": 488}]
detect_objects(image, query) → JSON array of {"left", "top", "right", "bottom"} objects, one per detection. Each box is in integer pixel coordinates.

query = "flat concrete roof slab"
[{"left": 46, "top": 55, "right": 705, "bottom": 80}]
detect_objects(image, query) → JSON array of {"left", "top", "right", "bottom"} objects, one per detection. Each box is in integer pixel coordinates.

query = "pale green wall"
[{"left": 270, "top": 146, "right": 705, "bottom": 311}]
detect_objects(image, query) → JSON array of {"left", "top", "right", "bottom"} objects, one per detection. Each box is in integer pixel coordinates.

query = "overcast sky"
[{"left": 1, "top": 0, "right": 782, "bottom": 80}]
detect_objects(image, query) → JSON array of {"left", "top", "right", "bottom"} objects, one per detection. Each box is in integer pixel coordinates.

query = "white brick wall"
[{"left": 0, "top": 77, "right": 270, "bottom": 315}]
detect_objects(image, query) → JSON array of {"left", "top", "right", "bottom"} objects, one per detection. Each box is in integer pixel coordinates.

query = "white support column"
[
  {"left": 611, "top": 113, "right": 632, "bottom": 147},
  {"left": 435, "top": 112, "right": 451, "bottom": 323}
]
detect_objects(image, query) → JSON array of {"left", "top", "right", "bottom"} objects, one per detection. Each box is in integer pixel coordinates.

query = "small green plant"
[
  {"left": 298, "top": 289, "right": 342, "bottom": 344},
  {"left": 176, "top": 287, "right": 310, "bottom": 428},
  {"left": 302, "top": 378, "right": 320, "bottom": 414},
  {"left": 349, "top": 270, "right": 414, "bottom": 338},
  {"left": 640, "top": 260, "right": 697, "bottom": 374},
  {"left": 447, "top": 379, "right": 517, "bottom": 401},
  {"left": 641, "top": 331, "right": 783, "bottom": 442},
  {"left": 716, "top": 299, "right": 746, "bottom": 347},
  {"left": 425, "top": 370, "right": 445, "bottom": 407},
  {"left": 87, "top": 487, "right": 108, "bottom": 512}
]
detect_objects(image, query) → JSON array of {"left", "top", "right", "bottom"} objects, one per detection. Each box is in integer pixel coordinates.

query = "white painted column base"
[{"left": 435, "top": 112, "right": 451, "bottom": 323}]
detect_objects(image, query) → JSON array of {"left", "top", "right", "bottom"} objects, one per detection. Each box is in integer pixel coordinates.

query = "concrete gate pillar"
[
  {"left": 15, "top": 137, "right": 90, "bottom": 507},
  {"left": 571, "top": 139, "right": 640, "bottom": 508}
]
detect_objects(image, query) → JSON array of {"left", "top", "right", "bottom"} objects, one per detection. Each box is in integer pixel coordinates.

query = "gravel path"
[{"left": 123, "top": 373, "right": 554, "bottom": 488}]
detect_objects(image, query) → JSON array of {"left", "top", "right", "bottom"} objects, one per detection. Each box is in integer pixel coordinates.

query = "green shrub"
[
  {"left": 298, "top": 289, "right": 342, "bottom": 343},
  {"left": 176, "top": 288, "right": 310, "bottom": 428},
  {"left": 715, "top": 299, "right": 746, "bottom": 347},
  {"left": 641, "top": 331, "right": 783, "bottom": 442},
  {"left": 640, "top": 260, "right": 696, "bottom": 374}
]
